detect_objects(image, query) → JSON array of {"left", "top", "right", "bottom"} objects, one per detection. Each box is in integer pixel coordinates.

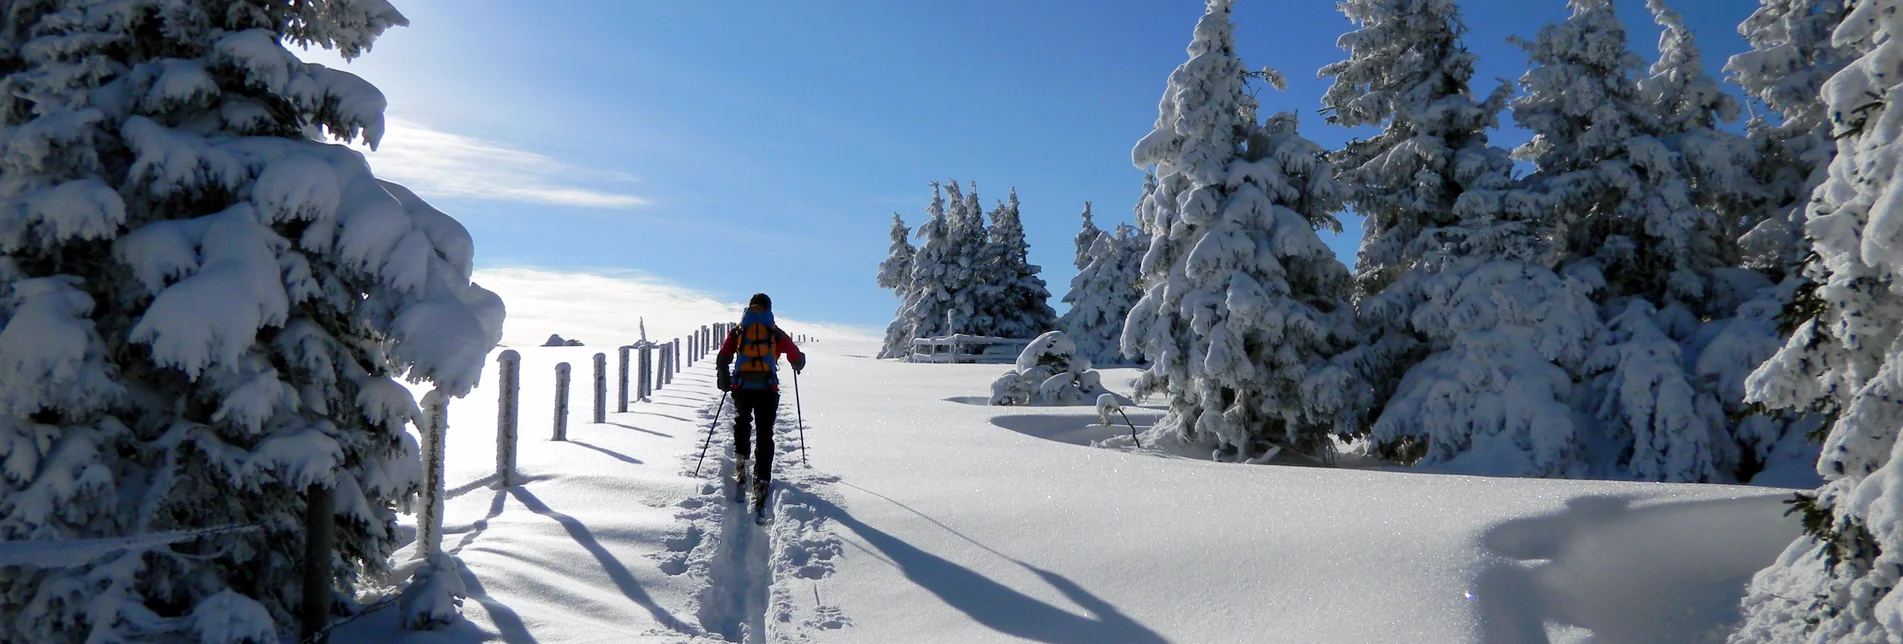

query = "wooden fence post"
[
  {"left": 592, "top": 352, "right": 606, "bottom": 424},
  {"left": 657, "top": 346, "right": 669, "bottom": 391},
  {"left": 495, "top": 350, "right": 520, "bottom": 488},
  {"left": 617, "top": 346, "right": 631, "bottom": 413},
  {"left": 418, "top": 390, "right": 448, "bottom": 559},
  {"left": 553, "top": 362, "right": 571, "bottom": 441},
  {"left": 638, "top": 343, "right": 652, "bottom": 402}
]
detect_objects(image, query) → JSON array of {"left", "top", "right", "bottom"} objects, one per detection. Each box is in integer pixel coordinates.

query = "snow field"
[{"left": 338, "top": 340, "right": 1804, "bottom": 642}]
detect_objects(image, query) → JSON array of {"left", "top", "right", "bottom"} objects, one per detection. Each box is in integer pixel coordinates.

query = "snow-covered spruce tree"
[
  {"left": 1646, "top": 0, "right": 1815, "bottom": 483},
  {"left": 1121, "top": 0, "right": 1365, "bottom": 459},
  {"left": 0, "top": 2, "right": 505, "bottom": 641},
  {"left": 875, "top": 213, "right": 915, "bottom": 359},
  {"left": 1511, "top": 0, "right": 1766, "bottom": 482},
  {"left": 940, "top": 180, "right": 987, "bottom": 335},
  {"left": 886, "top": 183, "right": 952, "bottom": 358},
  {"left": 877, "top": 212, "right": 914, "bottom": 295},
  {"left": 978, "top": 188, "right": 1057, "bottom": 339},
  {"left": 1319, "top": 0, "right": 1513, "bottom": 301},
  {"left": 1727, "top": 0, "right": 1850, "bottom": 279},
  {"left": 1073, "top": 201, "right": 1100, "bottom": 271},
  {"left": 1729, "top": 1, "right": 1903, "bottom": 639},
  {"left": 1319, "top": 0, "right": 1602, "bottom": 475},
  {"left": 1061, "top": 223, "right": 1146, "bottom": 366}
]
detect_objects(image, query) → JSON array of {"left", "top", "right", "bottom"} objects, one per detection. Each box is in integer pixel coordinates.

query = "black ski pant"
[{"left": 732, "top": 389, "right": 779, "bottom": 482}]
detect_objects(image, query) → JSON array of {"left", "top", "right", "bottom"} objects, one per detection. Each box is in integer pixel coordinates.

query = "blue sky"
[{"left": 309, "top": 0, "right": 1763, "bottom": 332}]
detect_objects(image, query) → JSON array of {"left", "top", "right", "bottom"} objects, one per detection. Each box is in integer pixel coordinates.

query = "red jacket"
[{"left": 717, "top": 325, "right": 805, "bottom": 392}]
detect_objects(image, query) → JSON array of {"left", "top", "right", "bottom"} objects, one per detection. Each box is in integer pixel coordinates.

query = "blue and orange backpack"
[{"left": 730, "top": 309, "right": 783, "bottom": 390}]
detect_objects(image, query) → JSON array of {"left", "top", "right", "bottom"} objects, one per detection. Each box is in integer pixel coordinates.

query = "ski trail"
[{"left": 660, "top": 393, "right": 850, "bottom": 643}]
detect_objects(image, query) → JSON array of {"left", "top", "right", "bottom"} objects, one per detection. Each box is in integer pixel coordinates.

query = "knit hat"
[{"left": 748, "top": 293, "right": 772, "bottom": 310}]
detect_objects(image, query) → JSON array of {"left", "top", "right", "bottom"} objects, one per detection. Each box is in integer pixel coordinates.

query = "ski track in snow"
[{"left": 664, "top": 393, "right": 850, "bottom": 643}]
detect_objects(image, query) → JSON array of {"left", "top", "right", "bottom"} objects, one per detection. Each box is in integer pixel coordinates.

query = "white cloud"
[
  {"left": 474, "top": 267, "right": 880, "bottom": 349},
  {"left": 354, "top": 118, "right": 649, "bottom": 209}
]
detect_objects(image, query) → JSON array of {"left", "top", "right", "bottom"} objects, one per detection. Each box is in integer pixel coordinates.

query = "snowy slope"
[{"left": 340, "top": 339, "right": 1802, "bottom": 643}]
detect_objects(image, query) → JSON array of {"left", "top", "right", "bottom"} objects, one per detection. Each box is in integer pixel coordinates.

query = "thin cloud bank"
[
  {"left": 474, "top": 267, "right": 879, "bottom": 348},
  {"left": 355, "top": 118, "right": 649, "bottom": 209}
]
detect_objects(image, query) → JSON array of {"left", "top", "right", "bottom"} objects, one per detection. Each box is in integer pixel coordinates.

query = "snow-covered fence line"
[
  {"left": 445, "top": 324, "right": 725, "bottom": 505},
  {"left": 910, "top": 334, "right": 1035, "bottom": 364}
]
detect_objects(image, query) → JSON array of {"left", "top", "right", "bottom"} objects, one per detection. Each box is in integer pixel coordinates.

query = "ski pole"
[
  {"left": 1116, "top": 408, "right": 1143, "bottom": 449},
  {"left": 793, "top": 370, "right": 808, "bottom": 465},
  {"left": 692, "top": 391, "right": 730, "bottom": 477}
]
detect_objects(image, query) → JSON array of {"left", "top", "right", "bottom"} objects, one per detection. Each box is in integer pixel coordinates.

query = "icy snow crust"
[{"left": 342, "top": 340, "right": 1800, "bottom": 643}]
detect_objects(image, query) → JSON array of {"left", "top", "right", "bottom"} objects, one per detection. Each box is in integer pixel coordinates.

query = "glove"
[
  {"left": 717, "top": 370, "right": 732, "bottom": 392},
  {"left": 791, "top": 357, "right": 806, "bottom": 374}
]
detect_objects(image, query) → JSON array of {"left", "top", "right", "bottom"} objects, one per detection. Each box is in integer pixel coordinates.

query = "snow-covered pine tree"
[
  {"left": 980, "top": 188, "right": 1057, "bottom": 339},
  {"left": 1511, "top": 0, "right": 1765, "bottom": 482},
  {"left": 887, "top": 183, "right": 953, "bottom": 358},
  {"left": 940, "top": 181, "right": 987, "bottom": 335},
  {"left": 0, "top": 2, "right": 505, "bottom": 641},
  {"left": 1122, "top": 0, "right": 1365, "bottom": 459},
  {"left": 1061, "top": 223, "right": 1147, "bottom": 366},
  {"left": 1133, "top": 171, "right": 1159, "bottom": 238},
  {"left": 877, "top": 213, "right": 914, "bottom": 294},
  {"left": 1730, "top": 1, "right": 1903, "bottom": 639},
  {"left": 1073, "top": 202, "right": 1100, "bottom": 271},
  {"left": 1643, "top": 0, "right": 1817, "bottom": 484},
  {"left": 1319, "top": 0, "right": 1602, "bottom": 476},
  {"left": 1727, "top": 0, "right": 1850, "bottom": 279},
  {"left": 1319, "top": 0, "right": 1512, "bottom": 301},
  {"left": 875, "top": 213, "right": 916, "bottom": 359}
]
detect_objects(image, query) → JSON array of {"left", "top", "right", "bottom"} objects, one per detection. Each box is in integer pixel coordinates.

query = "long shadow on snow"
[
  {"left": 605, "top": 422, "right": 673, "bottom": 438},
  {"left": 457, "top": 564, "right": 539, "bottom": 644},
  {"left": 630, "top": 411, "right": 702, "bottom": 425},
  {"left": 445, "top": 474, "right": 555, "bottom": 502},
  {"left": 1473, "top": 494, "right": 1798, "bottom": 644},
  {"left": 564, "top": 439, "right": 644, "bottom": 465},
  {"left": 444, "top": 490, "right": 537, "bottom": 643},
  {"left": 507, "top": 487, "right": 693, "bottom": 633},
  {"left": 803, "top": 493, "right": 1168, "bottom": 644}
]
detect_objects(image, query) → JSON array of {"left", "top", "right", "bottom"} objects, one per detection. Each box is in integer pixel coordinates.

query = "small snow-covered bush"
[
  {"left": 398, "top": 553, "right": 466, "bottom": 631},
  {"left": 989, "top": 332, "right": 1115, "bottom": 406}
]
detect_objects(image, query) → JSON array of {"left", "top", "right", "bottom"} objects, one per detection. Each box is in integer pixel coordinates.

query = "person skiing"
[{"left": 716, "top": 293, "right": 806, "bottom": 511}]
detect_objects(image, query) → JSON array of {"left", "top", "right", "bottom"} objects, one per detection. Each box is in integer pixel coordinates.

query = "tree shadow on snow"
[
  {"left": 1472, "top": 494, "right": 1799, "bottom": 644},
  {"left": 507, "top": 487, "right": 693, "bottom": 634},
  {"left": 804, "top": 492, "right": 1168, "bottom": 643},
  {"left": 989, "top": 413, "right": 1162, "bottom": 448}
]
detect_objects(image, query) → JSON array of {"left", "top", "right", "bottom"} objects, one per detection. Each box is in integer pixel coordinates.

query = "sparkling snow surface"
[{"left": 340, "top": 339, "right": 1801, "bottom": 643}]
